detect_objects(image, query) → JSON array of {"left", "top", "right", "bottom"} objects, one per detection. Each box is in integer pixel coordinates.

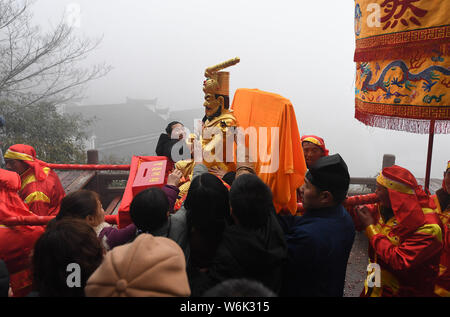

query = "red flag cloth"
[{"left": 0, "top": 169, "right": 44, "bottom": 297}]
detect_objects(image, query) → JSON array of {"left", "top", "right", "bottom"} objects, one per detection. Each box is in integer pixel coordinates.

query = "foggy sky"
[{"left": 32, "top": 0, "right": 449, "bottom": 179}]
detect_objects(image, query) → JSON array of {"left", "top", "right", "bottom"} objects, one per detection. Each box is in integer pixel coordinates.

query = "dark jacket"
[
  {"left": 190, "top": 211, "right": 287, "bottom": 296},
  {"left": 98, "top": 184, "right": 182, "bottom": 251},
  {"left": 278, "top": 204, "right": 355, "bottom": 297},
  {"left": 155, "top": 133, "right": 186, "bottom": 162}
]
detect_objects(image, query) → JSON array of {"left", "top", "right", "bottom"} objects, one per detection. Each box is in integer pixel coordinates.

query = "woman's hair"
[
  {"left": 56, "top": 190, "right": 100, "bottom": 221},
  {"left": 229, "top": 174, "right": 275, "bottom": 229},
  {"left": 185, "top": 173, "right": 231, "bottom": 246},
  {"left": 222, "top": 171, "right": 236, "bottom": 186},
  {"left": 32, "top": 218, "right": 104, "bottom": 297},
  {"left": 165, "top": 121, "right": 182, "bottom": 135},
  {"left": 129, "top": 187, "right": 169, "bottom": 233}
]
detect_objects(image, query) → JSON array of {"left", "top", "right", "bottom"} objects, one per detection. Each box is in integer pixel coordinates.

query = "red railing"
[
  {"left": 1, "top": 194, "right": 379, "bottom": 226},
  {"left": 47, "top": 163, "right": 130, "bottom": 171},
  {"left": 296, "top": 193, "right": 378, "bottom": 214},
  {"left": 1, "top": 215, "right": 120, "bottom": 226}
]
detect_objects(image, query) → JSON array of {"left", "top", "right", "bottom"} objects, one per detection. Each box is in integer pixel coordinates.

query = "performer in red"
[
  {"left": 295, "top": 135, "right": 330, "bottom": 210},
  {"left": 301, "top": 135, "right": 329, "bottom": 169},
  {"left": 352, "top": 165, "right": 443, "bottom": 297},
  {"left": 4, "top": 144, "right": 65, "bottom": 216},
  {"left": 0, "top": 169, "right": 44, "bottom": 296},
  {"left": 432, "top": 161, "right": 450, "bottom": 297}
]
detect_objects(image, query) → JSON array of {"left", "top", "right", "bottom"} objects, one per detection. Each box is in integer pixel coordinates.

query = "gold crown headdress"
[{"left": 203, "top": 57, "right": 240, "bottom": 112}]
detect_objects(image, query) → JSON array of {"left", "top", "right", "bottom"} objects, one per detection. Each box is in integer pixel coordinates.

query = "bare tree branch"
[{"left": 0, "top": 0, "right": 111, "bottom": 108}]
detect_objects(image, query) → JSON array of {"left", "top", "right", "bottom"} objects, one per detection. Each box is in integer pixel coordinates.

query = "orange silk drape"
[{"left": 231, "top": 88, "right": 307, "bottom": 215}]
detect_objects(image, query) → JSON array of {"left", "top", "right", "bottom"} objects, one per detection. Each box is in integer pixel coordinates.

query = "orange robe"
[
  {"left": 19, "top": 167, "right": 65, "bottom": 216},
  {"left": 349, "top": 204, "right": 443, "bottom": 297},
  {"left": 0, "top": 169, "right": 44, "bottom": 297}
]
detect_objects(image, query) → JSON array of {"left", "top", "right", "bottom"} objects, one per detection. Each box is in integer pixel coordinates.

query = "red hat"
[
  {"left": 301, "top": 135, "right": 329, "bottom": 156},
  {"left": 4, "top": 144, "right": 48, "bottom": 181},
  {"left": 376, "top": 165, "right": 435, "bottom": 237}
]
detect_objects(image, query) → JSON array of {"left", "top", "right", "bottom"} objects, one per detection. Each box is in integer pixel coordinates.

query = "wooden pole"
[
  {"left": 425, "top": 119, "right": 435, "bottom": 194},
  {"left": 382, "top": 154, "right": 396, "bottom": 169},
  {"left": 87, "top": 149, "right": 99, "bottom": 164}
]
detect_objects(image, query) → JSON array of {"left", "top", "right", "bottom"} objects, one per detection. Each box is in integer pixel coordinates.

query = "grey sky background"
[{"left": 32, "top": 0, "right": 449, "bottom": 179}]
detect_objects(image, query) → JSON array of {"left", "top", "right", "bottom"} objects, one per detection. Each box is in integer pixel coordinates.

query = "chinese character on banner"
[{"left": 380, "top": 0, "right": 428, "bottom": 29}]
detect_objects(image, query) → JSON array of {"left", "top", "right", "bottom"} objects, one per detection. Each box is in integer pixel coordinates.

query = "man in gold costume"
[{"left": 176, "top": 58, "right": 240, "bottom": 195}]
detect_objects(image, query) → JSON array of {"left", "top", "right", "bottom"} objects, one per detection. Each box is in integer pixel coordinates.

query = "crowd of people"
[{"left": 0, "top": 121, "right": 448, "bottom": 297}]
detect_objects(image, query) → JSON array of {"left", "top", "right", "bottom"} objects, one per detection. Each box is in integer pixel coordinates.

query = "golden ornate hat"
[
  {"left": 203, "top": 57, "right": 240, "bottom": 114},
  {"left": 215, "top": 72, "right": 229, "bottom": 96}
]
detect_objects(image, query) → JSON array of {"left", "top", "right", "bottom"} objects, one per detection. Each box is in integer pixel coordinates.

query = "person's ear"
[
  {"left": 319, "top": 191, "right": 334, "bottom": 205},
  {"left": 85, "top": 215, "right": 96, "bottom": 227}
]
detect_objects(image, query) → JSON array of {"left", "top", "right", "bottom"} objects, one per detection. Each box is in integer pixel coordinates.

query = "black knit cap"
[{"left": 305, "top": 154, "right": 350, "bottom": 203}]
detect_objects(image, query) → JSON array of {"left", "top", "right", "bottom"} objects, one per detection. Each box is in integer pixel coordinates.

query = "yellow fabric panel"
[
  {"left": 364, "top": 262, "right": 400, "bottom": 297},
  {"left": 366, "top": 224, "right": 381, "bottom": 240},
  {"left": 21, "top": 174, "right": 37, "bottom": 190},
  {"left": 24, "top": 191, "right": 50, "bottom": 204},
  {"left": 20, "top": 167, "right": 50, "bottom": 190},
  {"left": 376, "top": 174, "right": 415, "bottom": 195},
  {"left": 422, "top": 208, "right": 436, "bottom": 215},
  {"left": 434, "top": 284, "right": 450, "bottom": 297},
  {"left": 375, "top": 214, "right": 400, "bottom": 245},
  {"left": 416, "top": 223, "right": 443, "bottom": 243},
  {"left": 4, "top": 149, "right": 33, "bottom": 161}
]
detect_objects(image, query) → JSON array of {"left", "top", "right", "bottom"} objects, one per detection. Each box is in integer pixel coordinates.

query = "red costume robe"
[
  {"left": 4, "top": 144, "right": 65, "bottom": 216},
  {"left": 352, "top": 203, "right": 443, "bottom": 297},
  {"left": 349, "top": 165, "right": 444, "bottom": 297},
  {"left": 0, "top": 169, "right": 44, "bottom": 297},
  {"left": 19, "top": 166, "right": 65, "bottom": 216}
]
